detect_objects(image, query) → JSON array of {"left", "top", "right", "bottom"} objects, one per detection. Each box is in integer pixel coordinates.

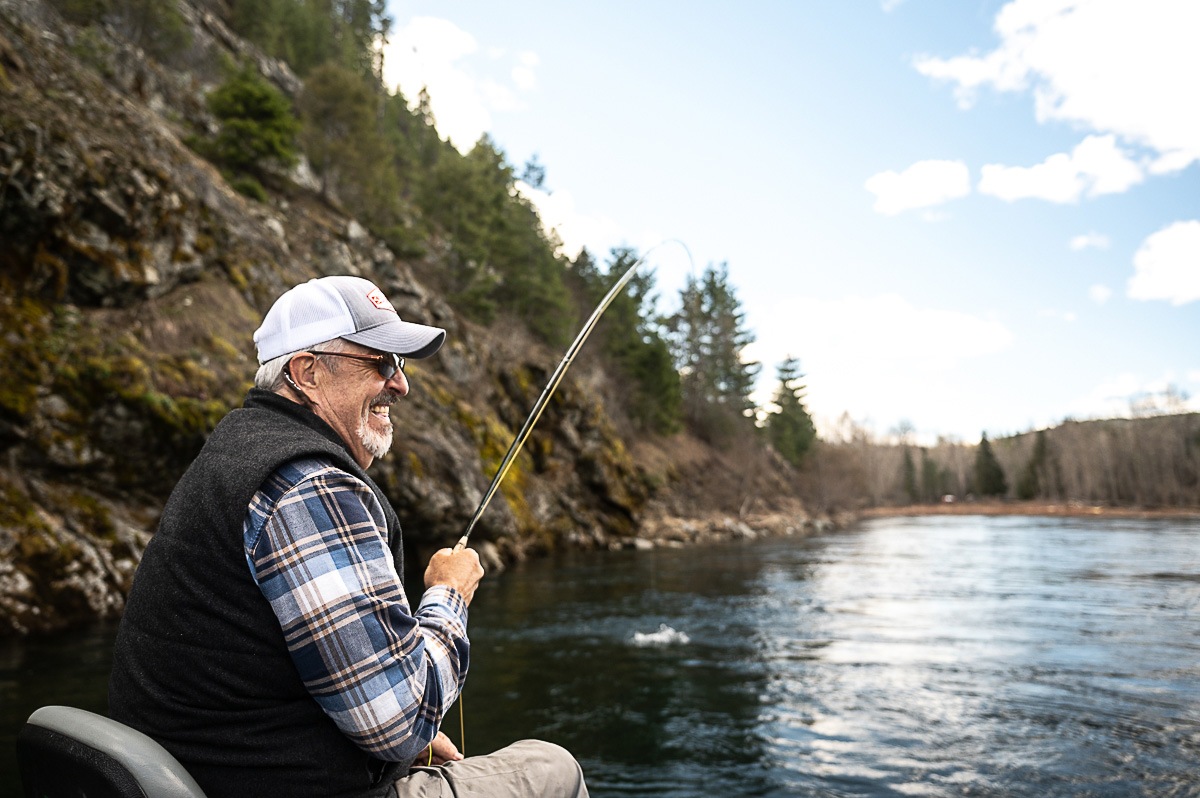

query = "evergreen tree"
[
  {"left": 1016, "top": 429, "right": 1052, "bottom": 500},
  {"left": 919, "top": 448, "right": 940, "bottom": 502},
  {"left": 668, "top": 263, "right": 760, "bottom": 441},
  {"left": 901, "top": 446, "right": 918, "bottom": 502},
  {"left": 973, "top": 432, "right": 1008, "bottom": 497},
  {"left": 299, "top": 63, "right": 398, "bottom": 224},
  {"left": 229, "top": 0, "right": 390, "bottom": 79},
  {"left": 206, "top": 65, "right": 299, "bottom": 176},
  {"left": 520, "top": 155, "right": 546, "bottom": 189},
  {"left": 418, "top": 135, "right": 572, "bottom": 343},
  {"left": 765, "top": 356, "right": 817, "bottom": 467},
  {"left": 567, "top": 248, "right": 682, "bottom": 435}
]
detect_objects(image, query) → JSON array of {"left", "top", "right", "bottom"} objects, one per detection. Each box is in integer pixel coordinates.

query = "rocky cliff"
[{"left": 0, "top": 0, "right": 812, "bottom": 635}]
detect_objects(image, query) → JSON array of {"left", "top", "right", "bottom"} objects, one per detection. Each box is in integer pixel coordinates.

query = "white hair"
[{"left": 254, "top": 337, "right": 351, "bottom": 390}]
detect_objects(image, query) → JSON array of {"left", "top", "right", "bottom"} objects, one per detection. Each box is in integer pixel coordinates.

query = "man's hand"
[
  {"left": 424, "top": 547, "right": 484, "bottom": 605},
  {"left": 424, "top": 731, "right": 462, "bottom": 766}
]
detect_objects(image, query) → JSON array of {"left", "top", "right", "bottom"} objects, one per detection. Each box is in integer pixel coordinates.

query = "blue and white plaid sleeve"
[{"left": 243, "top": 458, "right": 469, "bottom": 763}]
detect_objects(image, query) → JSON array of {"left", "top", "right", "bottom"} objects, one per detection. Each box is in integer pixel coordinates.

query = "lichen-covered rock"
[{"left": 0, "top": 470, "right": 147, "bottom": 633}]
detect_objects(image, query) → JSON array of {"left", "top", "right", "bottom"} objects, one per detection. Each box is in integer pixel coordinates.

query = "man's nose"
[{"left": 386, "top": 369, "right": 409, "bottom": 398}]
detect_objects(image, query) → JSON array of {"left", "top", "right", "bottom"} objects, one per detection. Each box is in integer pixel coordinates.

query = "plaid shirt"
[{"left": 243, "top": 457, "right": 469, "bottom": 764}]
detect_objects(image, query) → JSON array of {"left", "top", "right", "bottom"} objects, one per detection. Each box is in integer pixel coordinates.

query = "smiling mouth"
[{"left": 369, "top": 392, "right": 398, "bottom": 422}]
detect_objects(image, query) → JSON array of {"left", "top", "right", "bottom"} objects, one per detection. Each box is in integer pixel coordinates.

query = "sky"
[{"left": 380, "top": 0, "right": 1200, "bottom": 443}]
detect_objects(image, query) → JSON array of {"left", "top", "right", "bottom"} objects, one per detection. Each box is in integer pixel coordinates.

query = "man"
[{"left": 109, "top": 275, "right": 589, "bottom": 798}]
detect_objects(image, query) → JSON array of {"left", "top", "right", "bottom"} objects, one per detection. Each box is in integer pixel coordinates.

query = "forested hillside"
[{"left": 0, "top": 0, "right": 815, "bottom": 634}]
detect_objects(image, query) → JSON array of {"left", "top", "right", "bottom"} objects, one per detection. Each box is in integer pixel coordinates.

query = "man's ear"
[{"left": 286, "top": 352, "right": 320, "bottom": 395}]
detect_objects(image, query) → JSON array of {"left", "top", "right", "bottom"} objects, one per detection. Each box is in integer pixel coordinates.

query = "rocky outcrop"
[{"left": 0, "top": 469, "right": 151, "bottom": 634}]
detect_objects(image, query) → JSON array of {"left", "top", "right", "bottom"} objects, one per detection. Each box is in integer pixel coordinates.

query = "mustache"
[{"left": 370, "top": 391, "right": 400, "bottom": 407}]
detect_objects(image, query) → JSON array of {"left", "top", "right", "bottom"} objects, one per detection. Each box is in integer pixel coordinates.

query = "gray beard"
[{"left": 358, "top": 416, "right": 393, "bottom": 460}]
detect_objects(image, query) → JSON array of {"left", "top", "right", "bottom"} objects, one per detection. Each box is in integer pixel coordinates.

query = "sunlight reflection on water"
[{"left": 463, "top": 515, "right": 1200, "bottom": 797}]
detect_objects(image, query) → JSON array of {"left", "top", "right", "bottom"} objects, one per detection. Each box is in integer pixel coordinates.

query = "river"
[{"left": 4, "top": 515, "right": 1200, "bottom": 796}]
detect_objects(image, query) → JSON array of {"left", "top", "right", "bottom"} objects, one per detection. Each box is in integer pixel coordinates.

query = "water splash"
[{"left": 631, "top": 624, "right": 690, "bottom": 647}]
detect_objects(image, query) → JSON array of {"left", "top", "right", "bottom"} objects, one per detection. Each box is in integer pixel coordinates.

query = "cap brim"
[{"left": 343, "top": 318, "right": 446, "bottom": 359}]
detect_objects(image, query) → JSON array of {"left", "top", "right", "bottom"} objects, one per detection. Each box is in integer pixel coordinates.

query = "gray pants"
[{"left": 392, "top": 740, "right": 589, "bottom": 798}]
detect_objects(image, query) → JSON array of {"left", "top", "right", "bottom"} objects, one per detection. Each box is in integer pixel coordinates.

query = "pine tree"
[
  {"left": 520, "top": 155, "right": 546, "bottom": 189},
  {"left": 901, "top": 447, "right": 917, "bottom": 502},
  {"left": 206, "top": 65, "right": 299, "bottom": 176},
  {"left": 667, "top": 263, "right": 760, "bottom": 442},
  {"left": 299, "top": 62, "right": 397, "bottom": 223},
  {"left": 418, "top": 135, "right": 572, "bottom": 343},
  {"left": 973, "top": 432, "right": 1008, "bottom": 497},
  {"left": 1016, "top": 429, "right": 1052, "bottom": 500},
  {"left": 765, "top": 356, "right": 816, "bottom": 467},
  {"left": 568, "top": 248, "right": 682, "bottom": 435},
  {"left": 919, "top": 448, "right": 941, "bottom": 502},
  {"left": 228, "top": 0, "right": 390, "bottom": 79}
]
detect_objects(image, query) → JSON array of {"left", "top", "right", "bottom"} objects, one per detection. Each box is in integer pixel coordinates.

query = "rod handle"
[{"left": 453, "top": 534, "right": 470, "bottom": 553}]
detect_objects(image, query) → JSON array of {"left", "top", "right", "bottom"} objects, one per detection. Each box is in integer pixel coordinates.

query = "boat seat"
[{"left": 17, "top": 705, "right": 208, "bottom": 798}]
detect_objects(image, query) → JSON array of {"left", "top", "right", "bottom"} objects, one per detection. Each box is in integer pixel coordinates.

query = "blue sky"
[{"left": 382, "top": 0, "right": 1199, "bottom": 442}]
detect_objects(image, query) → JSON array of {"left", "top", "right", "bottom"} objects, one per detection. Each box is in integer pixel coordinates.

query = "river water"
[{"left": 4, "top": 515, "right": 1200, "bottom": 796}]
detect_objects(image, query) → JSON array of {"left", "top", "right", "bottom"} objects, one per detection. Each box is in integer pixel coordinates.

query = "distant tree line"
[
  {"left": 993, "top": 415, "right": 1200, "bottom": 507},
  {"left": 801, "top": 414, "right": 1200, "bottom": 511}
]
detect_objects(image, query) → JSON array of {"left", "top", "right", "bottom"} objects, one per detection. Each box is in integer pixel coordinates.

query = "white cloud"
[
  {"left": 1069, "top": 231, "right": 1110, "bottom": 250},
  {"left": 1073, "top": 373, "right": 1144, "bottom": 418},
  {"left": 1088, "top": 284, "right": 1112, "bottom": 304},
  {"left": 787, "top": 295, "right": 1013, "bottom": 370},
  {"left": 515, "top": 180, "right": 623, "bottom": 259},
  {"left": 512, "top": 53, "right": 538, "bottom": 90},
  {"left": 914, "top": 0, "right": 1200, "bottom": 171},
  {"left": 512, "top": 67, "right": 536, "bottom": 91},
  {"left": 979, "top": 134, "right": 1142, "bottom": 203},
  {"left": 479, "top": 78, "right": 521, "bottom": 112},
  {"left": 749, "top": 293, "right": 1014, "bottom": 430},
  {"left": 1073, "top": 372, "right": 1200, "bottom": 419},
  {"left": 1038, "top": 307, "right": 1077, "bottom": 322},
  {"left": 382, "top": 17, "right": 539, "bottom": 153},
  {"left": 1126, "top": 220, "right": 1200, "bottom": 306},
  {"left": 864, "top": 159, "right": 970, "bottom": 215}
]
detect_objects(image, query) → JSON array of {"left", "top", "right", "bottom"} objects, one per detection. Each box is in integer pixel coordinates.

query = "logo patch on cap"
[{"left": 366, "top": 288, "right": 397, "bottom": 314}]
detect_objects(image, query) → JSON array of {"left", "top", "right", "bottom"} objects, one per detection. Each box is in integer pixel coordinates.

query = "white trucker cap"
[{"left": 254, "top": 276, "right": 446, "bottom": 364}]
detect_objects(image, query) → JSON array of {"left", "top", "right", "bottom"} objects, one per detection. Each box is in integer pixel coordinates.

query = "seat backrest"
[{"left": 17, "top": 705, "right": 208, "bottom": 798}]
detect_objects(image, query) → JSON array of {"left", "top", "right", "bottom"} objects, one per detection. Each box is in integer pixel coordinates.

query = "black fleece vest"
[{"left": 109, "top": 389, "right": 405, "bottom": 798}]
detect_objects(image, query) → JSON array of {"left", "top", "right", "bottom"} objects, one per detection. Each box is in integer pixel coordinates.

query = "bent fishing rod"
[{"left": 454, "top": 240, "right": 692, "bottom": 552}]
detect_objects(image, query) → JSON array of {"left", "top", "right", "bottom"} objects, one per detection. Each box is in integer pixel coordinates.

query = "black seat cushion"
[{"left": 18, "top": 723, "right": 147, "bottom": 798}]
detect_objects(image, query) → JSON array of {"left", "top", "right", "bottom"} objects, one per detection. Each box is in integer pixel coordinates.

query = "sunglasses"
[{"left": 308, "top": 351, "right": 405, "bottom": 380}]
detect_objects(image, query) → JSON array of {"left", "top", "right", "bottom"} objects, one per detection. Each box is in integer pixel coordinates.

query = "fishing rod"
[{"left": 454, "top": 239, "right": 692, "bottom": 552}]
